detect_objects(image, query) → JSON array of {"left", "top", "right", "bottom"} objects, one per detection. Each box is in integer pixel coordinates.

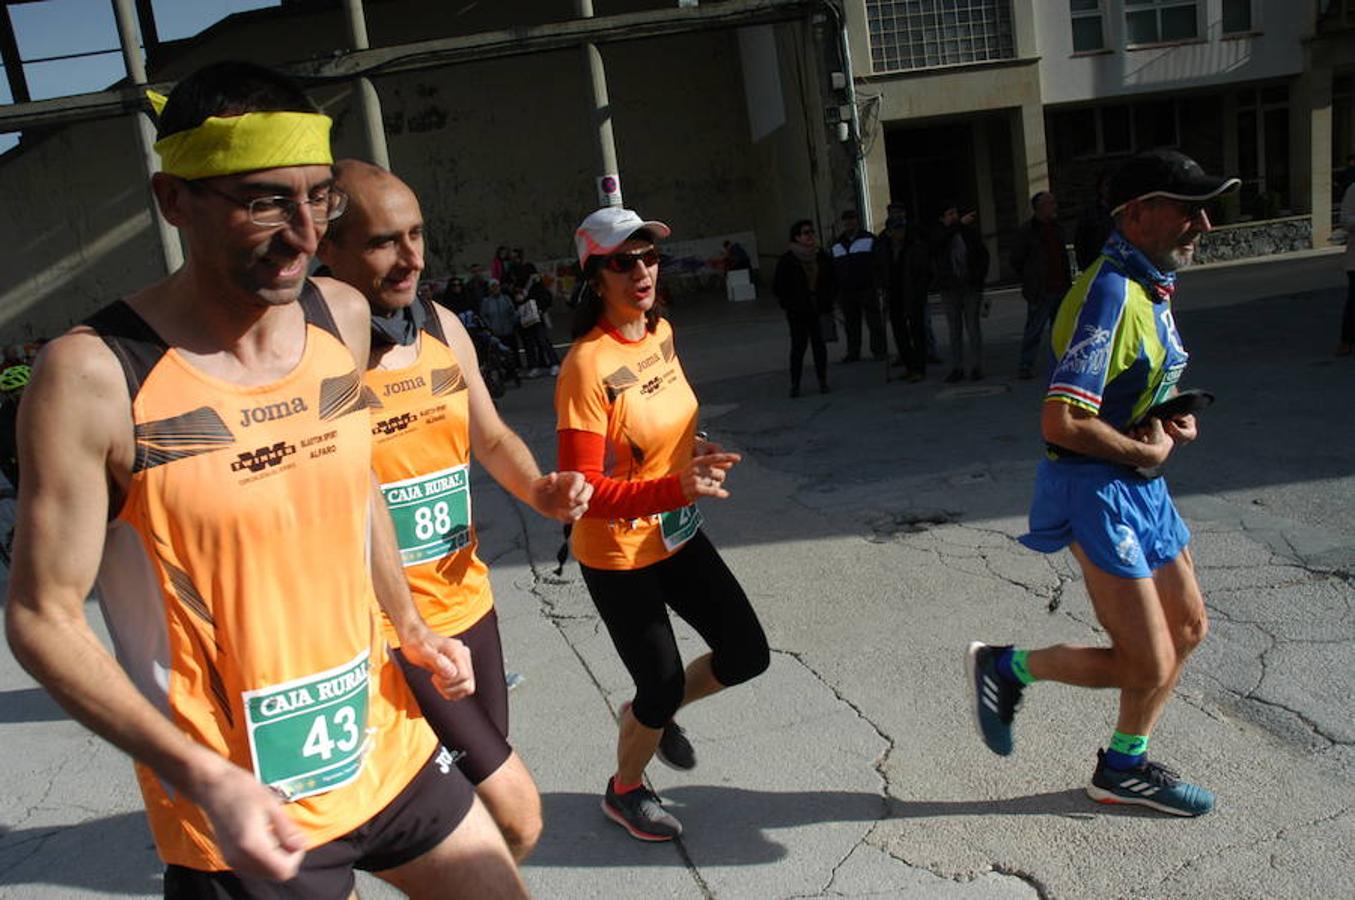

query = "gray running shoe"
[
  {"left": 619, "top": 701, "right": 696, "bottom": 771},
  {"left": 655, "top": 720, "right": 696, "bottom": 771},
  {"left": 602, "top": 778, "right": 682, "bottom": 841}
]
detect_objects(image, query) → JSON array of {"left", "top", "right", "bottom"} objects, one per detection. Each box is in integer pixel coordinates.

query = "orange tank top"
[
  {"left": 365, "top": 301, "right": 493, "bottom": 642},
  {"left": 88, "top": 283, "right": 436, "bottom": 871},
  {"left": 555, "top": 317, "right": 702, "bottom": 570}
]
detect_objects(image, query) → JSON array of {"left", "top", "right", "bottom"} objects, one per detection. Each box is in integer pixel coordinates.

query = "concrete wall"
[
  {"left": 0, "top": 118, "right": 164, "bottom": 341},
  {"left": 1036, "top": 0, "right": 1309, "bottom": 104},
  {"left": 744, "top": 20, "right": 844, "bottom": 268},
  {"left": 0, "top": 0, "right": 831, "bottom": 342}
]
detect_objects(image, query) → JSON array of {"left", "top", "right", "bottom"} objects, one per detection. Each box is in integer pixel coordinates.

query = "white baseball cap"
[{"left": 574, "top": 206, "right": 671, "bottom": 267}]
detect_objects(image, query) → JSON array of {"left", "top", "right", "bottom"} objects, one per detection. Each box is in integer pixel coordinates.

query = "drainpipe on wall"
[
  {"left": 342, "top": 0, "right": 391, "bottom": 170},
  {"left": 576, "top": 0, "right": 623, "bottom": 207},
  {"left": 820, "top": 1, "right": 870, "bottom": 230},
  {"left": 111, "top": 0, "right": 183, "bottom": 274}
]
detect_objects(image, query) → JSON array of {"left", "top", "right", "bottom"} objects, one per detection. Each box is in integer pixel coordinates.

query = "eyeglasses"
[
  {"left": 798, "top": 228, "right": 815, "bottom": 237},
  {"left": 600, "top": 247, "right": 660, "bottom": 273},
  {"left": 191, "top": 181, "right": 349, "bottom": 227}
]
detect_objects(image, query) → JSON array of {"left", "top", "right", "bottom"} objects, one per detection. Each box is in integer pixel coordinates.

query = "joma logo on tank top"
[
  {"left": 382, "top": 376, "right": 427, "bottom": 396},
  {"left": 239, "top": 397, "right": 309, "bottom": 428}
]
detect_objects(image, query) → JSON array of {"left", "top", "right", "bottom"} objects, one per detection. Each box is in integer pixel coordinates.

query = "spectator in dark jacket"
[
  {"left": 1074, "top": 172, "right": 1115, "bottom": 271},
  {"left": 879, "top": 204, "right": 933, "bottom": 381},
  {"left": 773, "top": 219, "right": 834, "bottom": 397},
  {"left": 932, "top": 206, "right": 990, "bottom": 382},
  {"left": 439, "top": 275, "right": 475, "bottom": 315},
  {"left": 830, "top": 209, "right": 886, "bottom": 363},
  {"left": 1010, "top": 191, "right": 1073, "bottom": 379}
]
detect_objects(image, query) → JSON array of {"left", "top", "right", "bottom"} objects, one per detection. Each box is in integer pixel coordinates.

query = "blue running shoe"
[
  {"left": 1086, "top": 749, "right": 1214, "bottom": 817},
  {"left": 966, "top": 642, "right": 1023, "bottom": 756}
]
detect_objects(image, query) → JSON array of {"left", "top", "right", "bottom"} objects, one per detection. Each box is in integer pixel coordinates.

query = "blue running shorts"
[{"left": 1019, "top": 459, "right": 1191, "bottom": 579}]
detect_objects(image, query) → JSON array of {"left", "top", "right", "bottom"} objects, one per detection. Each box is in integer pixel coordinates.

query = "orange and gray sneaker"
[{"left": 602, "top": 777, "right": 682, "bottom": 842}]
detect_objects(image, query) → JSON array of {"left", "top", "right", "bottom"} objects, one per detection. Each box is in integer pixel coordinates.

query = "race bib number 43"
[
  {"left": 244, "top": 650, "right": 371, "bottom": 802},
  {"left": 382, "top": 464, "right": 472, "bottom": 566}
]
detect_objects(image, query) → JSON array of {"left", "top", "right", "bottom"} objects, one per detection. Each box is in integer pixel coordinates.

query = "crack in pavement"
[
  {"left": 0, "top": 827, "right": 65, "bottom": 881},
  {"left": 1205, "top": 589, "right": 1355, "bottom": 747},
  {"left": 872, "top": 513, "right": 1355, "bottom": 753},
  {"left": 990, "top": 863, "right": 1051, "bottom": 900},
  {"left": 504, "top": 494, "right": 714, "bottom": 899},
  {"left": 1155, "top": 804, "right": 1355, "bottom": 889},
  {"left": 0, "top": 732, "right": 106, "bottom": 879},
  {"left": 774, "top": 646, "right": 1040, "bottom": 897},
  {"left": 771, "top": 647, "right": 894, "bottom": 897}
]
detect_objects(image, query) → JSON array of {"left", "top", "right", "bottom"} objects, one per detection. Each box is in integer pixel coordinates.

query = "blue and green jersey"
[{"left": 1045, "top": 232, "right": 1189, "bottom": 434}]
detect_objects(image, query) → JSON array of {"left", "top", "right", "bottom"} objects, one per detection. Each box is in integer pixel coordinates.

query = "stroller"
[{"left": 458, "top": 310, "right": 517, "bottom": 397}]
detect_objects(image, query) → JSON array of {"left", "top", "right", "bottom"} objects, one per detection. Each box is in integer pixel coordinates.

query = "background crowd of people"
[
  {"left": 429, "top": 247, "right": 562, "bottom": 387},
  {"left": 772, "top": 185, "right": 1123, "bottom": 398}
]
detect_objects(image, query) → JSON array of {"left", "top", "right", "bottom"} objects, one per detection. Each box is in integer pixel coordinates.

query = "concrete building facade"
[
  {"left": 845, "top": 0, "right": 1355, "bottom": 277},
  {"left": 5, "top": 1, "right": 1355, "bottom": 343},
  {"left": 0, "top": 0, "right": 851, "bottom": 343}
]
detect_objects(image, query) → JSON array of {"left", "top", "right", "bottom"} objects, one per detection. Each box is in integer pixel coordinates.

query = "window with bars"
[
  {"left": 1124, "top": 0, "right": 1199, "bottom": 45},
  {"left": 1070, "top": 0, "right": 1105, "bottom": 53},
  {"left": 865, "top": 0, "right": 1016, "bottom": 74}
]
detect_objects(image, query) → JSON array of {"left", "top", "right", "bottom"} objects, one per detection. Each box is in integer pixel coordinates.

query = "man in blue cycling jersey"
[{"left": 967, "top": 149, "right": 1239, "bottom": 817}]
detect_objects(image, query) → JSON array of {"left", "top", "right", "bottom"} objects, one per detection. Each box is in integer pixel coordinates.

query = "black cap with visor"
[{"left": 1108, "top": 149, "right": 1240, "bottom": 216}]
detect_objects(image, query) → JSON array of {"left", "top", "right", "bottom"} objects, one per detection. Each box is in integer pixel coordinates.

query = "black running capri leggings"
[{"left": 579, "top": 530, "right": 769, "bottom": 729}]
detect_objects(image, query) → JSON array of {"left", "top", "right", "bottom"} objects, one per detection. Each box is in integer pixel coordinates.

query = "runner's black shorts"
[
  {"left": 393, "top": 607, "right": 512, "bottom": 785},
  {"left": 162, "top": 745, "right": 474, "bottom": 899}
]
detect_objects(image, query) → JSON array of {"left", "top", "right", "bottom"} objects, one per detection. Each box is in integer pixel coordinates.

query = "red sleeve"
[{"left": 558, "top": 428, "right": 688, "bottom": 519}]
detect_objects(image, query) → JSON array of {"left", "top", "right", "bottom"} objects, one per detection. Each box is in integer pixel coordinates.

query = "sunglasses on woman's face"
[{"left": 601, "top": 247, "right": 660, "bottom": 273}]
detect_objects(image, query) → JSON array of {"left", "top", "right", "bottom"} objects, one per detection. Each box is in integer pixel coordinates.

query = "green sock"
[
  {"left": 1008, "top": 649, "right": 1037, "bottom": 685},
  {"left": 1106, "top": 731, "right": 1149, "bottom": 769}
]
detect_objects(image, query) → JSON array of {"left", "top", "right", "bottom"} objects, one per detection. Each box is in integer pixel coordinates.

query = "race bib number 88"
[
  {"left": 243, "top": 650, "right": 370, "bottom": 802},
  {"left": 382, "top": 464, "right": 472, "bottom": 566}
]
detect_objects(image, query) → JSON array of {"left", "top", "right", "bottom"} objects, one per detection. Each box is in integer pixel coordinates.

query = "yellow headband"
[{"left": 147, "top": 89, "right": 333, "bottom": 180}]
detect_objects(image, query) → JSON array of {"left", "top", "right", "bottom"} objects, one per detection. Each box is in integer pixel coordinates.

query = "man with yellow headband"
[{"left": 4, "top": 61, "right": 527, "bottom": 898}]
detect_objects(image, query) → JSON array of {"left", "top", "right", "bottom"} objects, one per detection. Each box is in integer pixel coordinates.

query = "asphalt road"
[{"left": 1, "top": 249, "right": 1351, "bottom": 899}]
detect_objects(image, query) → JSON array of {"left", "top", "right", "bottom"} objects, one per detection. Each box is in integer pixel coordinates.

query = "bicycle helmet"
[{"left": 0, "top": 365, "right": 31, "bottom": 392}]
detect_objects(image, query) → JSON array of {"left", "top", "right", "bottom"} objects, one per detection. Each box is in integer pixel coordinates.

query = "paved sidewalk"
[{"left": 1, "top": 253, "right": 1352, "bottom": 898}]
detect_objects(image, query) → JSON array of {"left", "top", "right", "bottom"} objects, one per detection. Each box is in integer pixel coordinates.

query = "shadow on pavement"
[
  {"left": 0, "top": 812, "right": 160, "bottom": 894},
  {"left": 0, "top": 686, "right": 67, "bottom": 724},
  {"left": 530, "top": 785, "right": 1165, "bottom": 867},
  {"left": 678, "top": 285, "right": 1355, "bottom": 548}
]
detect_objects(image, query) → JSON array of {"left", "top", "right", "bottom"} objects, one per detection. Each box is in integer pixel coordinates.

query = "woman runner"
[{"left": 554, "top": 207, "right": 770, "bottom": 842}]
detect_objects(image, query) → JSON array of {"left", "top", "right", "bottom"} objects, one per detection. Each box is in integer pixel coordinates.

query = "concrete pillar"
[
  {"left": 860, "top": 126, "right": 890, "bottom": 229},
  {"left": 1221, "top": 91, "right": 1240, "bottom": 177},
  {"left": 973, "top": 119, "right": 998, "bottom": 282},
  {"left": 112, "top": 0, "right": 183, "bottom": 274},
  {"left": 1219, "top": 91, "right": 1241, "bottom": 224},
  {"left": 341, "top": 0, "right": 390, "bottom": 170},
  {"left": 1299, "top": 66, "right": 1334, "bottom": 248},
  {"left": 575, "top": 0, "right": 622, "bottom": 207},
  {"left": 1010, "top": 101, "right": 1049, "bottom": 219}
]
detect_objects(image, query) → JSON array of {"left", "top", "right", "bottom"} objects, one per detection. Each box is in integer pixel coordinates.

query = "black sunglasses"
[{"left": 601, "top": 247, "right": 660, "bottom": 273}]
